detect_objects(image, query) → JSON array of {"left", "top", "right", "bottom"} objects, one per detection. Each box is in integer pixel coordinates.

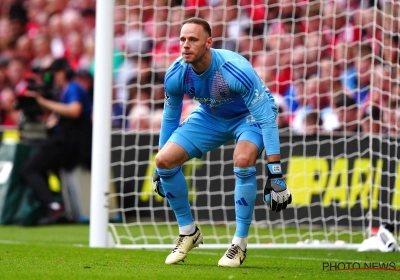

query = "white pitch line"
[
  {"left": 2, "top": 240, "right": 399, "bottom": 265},
  {"left": 0, "top": 240, "right": 87, "bottom": 247},
  {"left": 188, "top": 250, "right": 400, "bottom": 265},
  {"left": 0, "top": 240, "right": 22, "bottom": 244}
]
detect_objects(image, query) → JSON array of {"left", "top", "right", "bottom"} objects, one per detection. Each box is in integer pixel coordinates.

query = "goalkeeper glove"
[
  {"left": 263, "top": 162, "right": 292, "bottom": 212},
  {"left": 152, "top": 169, "right": 165, "bottom": 198}
]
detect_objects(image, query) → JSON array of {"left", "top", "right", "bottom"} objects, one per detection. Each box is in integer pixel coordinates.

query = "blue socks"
[
  {"left": 157, "top": 165, "right": 257, "bottom": 239},
  {"left": 233, "top": 166, "right": 257, "bottom": 238},
  {"left": 157, "top": 166, "right": 194, "bottom": 227}
]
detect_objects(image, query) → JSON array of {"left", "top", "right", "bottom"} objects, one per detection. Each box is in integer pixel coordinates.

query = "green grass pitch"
[{"left": 0, "top": 225, "right": 399, "bottom": 280}]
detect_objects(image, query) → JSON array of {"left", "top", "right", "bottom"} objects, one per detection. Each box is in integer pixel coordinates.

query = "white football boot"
[
  {"left": 218, "top": 244, "right": 247, "bottom": 267},
  {"left": 165, "top": 227, "right": 203, "bottom": 264}
]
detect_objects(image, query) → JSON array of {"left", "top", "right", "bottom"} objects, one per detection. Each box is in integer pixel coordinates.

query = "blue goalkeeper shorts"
[{"left": 167, "top": 107, "right": 264, "bottom": 159}]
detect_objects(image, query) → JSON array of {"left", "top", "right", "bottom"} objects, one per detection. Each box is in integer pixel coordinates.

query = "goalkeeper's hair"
[{"left": 182, "top": 17, "right": 212, "bottom": 37}]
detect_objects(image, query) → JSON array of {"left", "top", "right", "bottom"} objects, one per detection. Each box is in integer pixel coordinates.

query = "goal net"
[{"left": 93, "top": 0, "right": 400, "bottom": 249}]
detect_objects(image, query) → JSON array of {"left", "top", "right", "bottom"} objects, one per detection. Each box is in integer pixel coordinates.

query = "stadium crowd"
[{"left": 0, "top": 0, "right": 399, "bottom": 136}]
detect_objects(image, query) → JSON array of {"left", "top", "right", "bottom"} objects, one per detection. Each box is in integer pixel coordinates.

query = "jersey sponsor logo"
[
  {"left": 250, "top": 89, "right": 266, "bottom": 105},
  {"left": 194, "top": 97, "right": 234, "bottom": 108}
]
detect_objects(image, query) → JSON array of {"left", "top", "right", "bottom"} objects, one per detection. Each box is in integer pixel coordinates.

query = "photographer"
[{"left": 21, "top": 58, "right": 93, "bottom": 225}]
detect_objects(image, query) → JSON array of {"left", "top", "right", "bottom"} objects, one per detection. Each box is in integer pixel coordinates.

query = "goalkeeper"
[{"left": 154, "top": 17, "right": 292, "bottom": 267}]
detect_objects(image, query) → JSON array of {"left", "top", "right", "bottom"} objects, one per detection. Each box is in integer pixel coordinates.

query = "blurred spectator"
[
  {"left": 0, "top": 86, "right": 20, "bottom": 126},
  {"left": 334, "top": 95, "right": 361, "bottom": 133},
  {"left": 241, "top": 0, "right": 266, "bottom": 29},
  {"left": 381, "top": 32, "right": 400, "bottom": 77},
  {"left": 282, "top": 46, "right": 318, "bottom": 119},
  {"left": 47, "top": 13, "right": 65, "bottom": 58},
  {"left": 125, "top": 12, "right": 152, "bottom": 59},
  {"left": 361, "top": 105, "right": 382, "bottom": 134},
  {"left": 80, "top": 35, "right": 95, "bottom": 70},
  {"left": 6, "top": 57, "right": 29, "bottom": 95},
  {"left": 361, "top": 64, "right": 392, "bottom": 113},
  {"left": 303, "top": 111, "right": 323, "bottom": 135},
  {"left": 380, "top": 0, "right": 400, "bottom": 34},
  {"left": 222, "top": 0, "right": 251, "bottom": 43},
  {"left": 353, "top": 6, "right": 382, "bottom": 53},
  {"left": 347, "top": 44, "right": 374, "bottom": 105},
  {"left": 284, "top": 79, "right": 304, "bottom": 121},
  {"left": 0, "top": 18, "right": 14, "bottom": 55},
  {"left": 149, "top": 2, "right": 181, "bottom": 72},
  {"left": 382, "top": 96, "right": 400, "bottom": 137},
  {"left": 61, "top": 9, "right": 83, "bottom": 36},
  {"left": 14, "top": 35, "right": 34, "bottom": 66},
  {"left": 253, "top": 51, "right": 277, "bottom": 92},
  {"left": 114, "top": 55, "right": 164, "bottom": 129},
  {"left": 79, "top": 8, "right": 96, "bottom": 38},
  {"left": 301, "top": 0, "right": 323, "bottom": 34},
  {"left": 7, "top": 0, "right": 27, "bottom": 41},
  {"left": 291, "top": 46, "right": 318, "bottom": 80},
  {"left": 306, "top": 32, "right": 329, "bottom": 63},
  {"left": 64, "top": 31, "right": 85, "bottom": 70},
  {"left": 322, "top": 1, "right": 360, "bottom": 57},
  {"left": 291, "top": 75, "right": 330, "bottom": 134},
  {"left": 0, "top": 0, "right": 17, "bottom": 18},
  {"left": 184, "top": 0, "right": 210, "bottom": 19},
  {"left": 238, "top": 26, "right": 265, "bottom": 64},
  {"left": 208, "top": 11, "right": 237, "bottom": 52},
  {"left": 319, "top": 58, "right": 346, "bottom": 108},
  {"left": 335, "top": 42, "right": 358, "bottom": 85},
  {"left": 25, "top": 0, "right": 48, "bottom": 39},
  {"left": 127, "top": 84, "right": 152, "bottom": 131},
  {"left": 264, "top": 0, "right": 304, "bottom": 96},
  {"left": 0, "top": 67, "right": 7, "bottom": 90},
  {"left": 46, "top": 0, "right": 69, "bottom": 15},
  {"left": 272, "top": 93, "right": 290, "bottom": 132},
  {"left": 31, "top": 34, "right": 54, "bottom": 70}
]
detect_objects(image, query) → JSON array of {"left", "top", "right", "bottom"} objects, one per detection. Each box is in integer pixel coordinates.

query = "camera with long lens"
[{"left": 15, "top": 66, "right": 59, "bottom": 142}]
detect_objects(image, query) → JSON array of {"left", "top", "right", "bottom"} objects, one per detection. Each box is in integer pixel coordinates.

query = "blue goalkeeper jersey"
[{"left": 160, "top": 48, "right": 280, "bottom": 156}]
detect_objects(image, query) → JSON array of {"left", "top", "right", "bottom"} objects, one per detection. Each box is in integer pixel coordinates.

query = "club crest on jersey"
[{"left": 212, "top": 71, "right": 230, "bottom": 98}]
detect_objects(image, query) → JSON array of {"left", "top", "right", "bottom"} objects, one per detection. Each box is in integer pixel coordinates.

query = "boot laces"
[
  {"left": 226, "top": 245, "right": 239, "bottom": 259},
  {"left": 172, "top": 236, "right": 185, "bottom": 253}
]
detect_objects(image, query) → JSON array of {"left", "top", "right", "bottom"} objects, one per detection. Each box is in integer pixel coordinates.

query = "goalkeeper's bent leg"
[
  {"left": 157, "top": 166, "right": 194, "bottom": 227},
  {"left": 233, "top": 166, "right": 257, "bottom": 241}
]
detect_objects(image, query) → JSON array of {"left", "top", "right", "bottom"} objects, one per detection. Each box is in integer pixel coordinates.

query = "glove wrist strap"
[{"left": 267, "top": 161, "right": 282, "bottom": 178}]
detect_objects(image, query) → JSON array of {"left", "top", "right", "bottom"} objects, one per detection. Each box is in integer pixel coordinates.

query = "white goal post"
[
  {"left": 90, "top": 0, "right": 400, "bottom": 249},
  {"left": 89, "top": 0, "right": 114, "bottom": 247}
]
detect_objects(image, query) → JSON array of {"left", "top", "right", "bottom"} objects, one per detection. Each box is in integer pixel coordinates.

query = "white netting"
[{"left": 107, "top": 0, "right": 400, "bottom": 248}]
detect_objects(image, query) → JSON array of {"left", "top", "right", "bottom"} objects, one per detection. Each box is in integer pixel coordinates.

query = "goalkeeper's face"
[{"left": 180, "top": 23, "right": 212, "bottom": 67}]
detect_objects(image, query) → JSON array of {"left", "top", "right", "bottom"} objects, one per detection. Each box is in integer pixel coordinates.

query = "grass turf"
[{"left": 0, "top": 225, "right": 399, "bottom": 280}]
